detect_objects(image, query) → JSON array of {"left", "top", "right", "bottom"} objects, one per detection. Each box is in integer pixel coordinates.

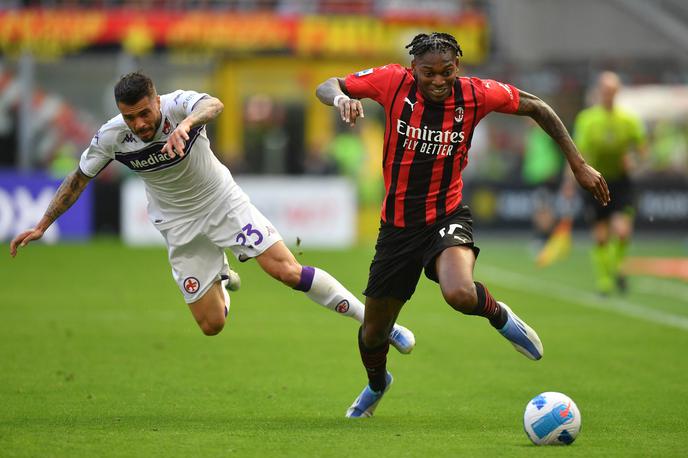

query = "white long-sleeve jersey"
[{"left": 79, "top": 90, "right": 248, "bottom": 229}]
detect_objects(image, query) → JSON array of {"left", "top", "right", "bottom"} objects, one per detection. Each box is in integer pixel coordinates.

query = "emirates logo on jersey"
[
  {"left": 497, "top": 82, "right": 514, "bottom": 100},
  {"left": 162, "top": 118, "right": 172, "bottom": 135},
  {"left": 397, "top": 119, "right": 465, "bottom": 157},
  {"left": 397, "top": 119, "right": 465, "bottom": 144},
  {"left": 454, "top": 106, "right": 464, "bottom": 123}
]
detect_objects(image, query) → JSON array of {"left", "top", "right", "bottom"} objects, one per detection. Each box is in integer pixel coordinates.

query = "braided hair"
[{"left": 405, "top": 32, "right": 463, "bottom": 58}]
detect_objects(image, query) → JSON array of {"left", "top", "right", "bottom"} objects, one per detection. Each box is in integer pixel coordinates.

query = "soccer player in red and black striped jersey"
[{"left": 316, "top": 32, "right": 610, "bottom": 418}]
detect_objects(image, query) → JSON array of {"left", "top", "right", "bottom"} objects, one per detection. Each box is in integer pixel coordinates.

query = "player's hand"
[
  {"left": 572, "top": 162, "right": 610, "bottom": 206},
  {"left": 161, "top": 121, "right": 191, "bottom": 158},
  {"left": 335, "top": 95, "right": 364, "bottom": 126},
  {"left": 9, "top": 228, "right": 45, "bottom": 258}
]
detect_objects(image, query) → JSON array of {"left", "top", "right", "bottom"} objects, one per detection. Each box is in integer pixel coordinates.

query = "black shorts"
[
  {"left": 585, "top": 175, "right": 634, "bottom": 222},
  {"left": 363, "top": 204, "right": 480, "bottom": 302}
]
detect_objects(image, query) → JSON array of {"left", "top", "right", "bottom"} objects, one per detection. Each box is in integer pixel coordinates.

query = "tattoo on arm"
[
  {"left": 186, "top": 97, "right": 224, "bottom": 127},
  {"left": 516, "top": 90, "right": 582, "bottom": 166},
  {"left": 42, "top": 169, "right": 90, "bottom": 229}
]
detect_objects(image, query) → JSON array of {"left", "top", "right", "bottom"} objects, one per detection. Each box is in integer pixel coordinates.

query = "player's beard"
[
  {"left": 138, "top": 113, "right": 162, "bottom": 142},
  {"left": 137, "top": 128, "right": 155, "bottom": 142}
]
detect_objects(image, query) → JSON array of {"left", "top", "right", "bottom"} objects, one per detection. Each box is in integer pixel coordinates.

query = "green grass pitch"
[{"left": 2, "top": 236, "right": 687, "bottom": 457}]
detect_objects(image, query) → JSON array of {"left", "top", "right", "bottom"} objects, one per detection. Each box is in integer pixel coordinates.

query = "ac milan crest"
[
  {"left": 183, "top": 277, "right": 200, "bottom": 294},
  {"left": 454, "top": 106, "right": 464, "bottom": 123}
]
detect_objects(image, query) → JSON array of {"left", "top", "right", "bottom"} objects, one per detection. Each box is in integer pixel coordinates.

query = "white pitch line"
[
  {"left": 478, "top": 265, "right": 688, "bottom": 332},
  {"left": 632, "top": 277, "right": 688, "bottom": 301}
]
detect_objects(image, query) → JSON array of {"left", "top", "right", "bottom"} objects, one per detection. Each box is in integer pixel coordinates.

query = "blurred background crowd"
[{"left": 1, "top": 0, "right": 687, "bottom": 242}]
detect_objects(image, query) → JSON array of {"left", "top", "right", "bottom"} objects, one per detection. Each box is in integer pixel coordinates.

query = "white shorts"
[{"left": 157, "top": 200, "right": 282, "bottom": 303}]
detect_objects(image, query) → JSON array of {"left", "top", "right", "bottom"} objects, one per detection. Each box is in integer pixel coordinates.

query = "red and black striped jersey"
[{"left": 344, "top": 64, "right": 520, "bottom": 228}]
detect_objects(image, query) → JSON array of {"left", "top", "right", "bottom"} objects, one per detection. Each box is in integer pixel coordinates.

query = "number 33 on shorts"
[
  {"left": 235, "top": 223, "right": 264, "bottom": 247},
  {"left": 226, "top": 204, "right": 282, "bottom": 262}
]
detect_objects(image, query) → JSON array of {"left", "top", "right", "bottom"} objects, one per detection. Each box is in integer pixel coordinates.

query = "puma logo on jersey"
[
  {"left": 497, "top": 82, "right": 514, "bottom": 99},
  {"left": 485, "top": 81, "right": 514, "bottom": 100},
  {"left": 404, "top": 97, "right": 417, "bottom": 111}
]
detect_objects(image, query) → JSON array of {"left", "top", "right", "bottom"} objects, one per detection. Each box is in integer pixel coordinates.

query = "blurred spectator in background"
[
  {"left": 326, "top": 120, "right": 384, "bottom": 206},
  {"left": 649, "top": 118, "right": 688, "bottom": 176},
  {"left": 521, "top": 119, "right": 564, "bottom": 251},
  {"left": 326, "top": 119, "right": 386, "bottom": 241},
  {"left": 47, "top": 140, "right": 79, "bottom": 179},
  {"left": 327, "top": 126, "right": 366, "bottom": 180},
  {"left": 574, "top": 71, "right": 647, "bottom": 295}
]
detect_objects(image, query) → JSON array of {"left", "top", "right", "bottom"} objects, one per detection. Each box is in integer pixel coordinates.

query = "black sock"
[
  {"left": 472, "top": 282, "right": 508, "bottom": 329},
  {"left": 358, "top": 327, "right": 389, "bottom": 392}
]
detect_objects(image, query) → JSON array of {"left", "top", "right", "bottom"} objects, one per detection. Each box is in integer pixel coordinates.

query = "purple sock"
[{"left": 293, "top": 266, "right": 315, "bottom": 292}]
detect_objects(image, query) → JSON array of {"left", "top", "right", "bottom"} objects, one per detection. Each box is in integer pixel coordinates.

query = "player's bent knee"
[
  {"left": 199, "top": 317, "right": 225, "bottom": 336},
  {"left": 443, "top": 285, "right": 477, "bottom": 314},
  {"left": 196, "top": 312, "right": 226, "bottom": 336},
  {"left": 361, "top": 325, "right": 389, "bottom": 348}
]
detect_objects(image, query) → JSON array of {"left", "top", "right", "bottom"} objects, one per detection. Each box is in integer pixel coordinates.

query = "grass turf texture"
[{"left": 2, "top": 236, "right": 687, "bottom": 457}]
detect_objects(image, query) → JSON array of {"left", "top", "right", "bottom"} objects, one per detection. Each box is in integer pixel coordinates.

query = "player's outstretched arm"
[
  {"left": 315, "top": 77, "right": 364, "bottom": 126},
  {"left": 162, "top": 96, "right": 224, "bottom": 159},
  {"left": 515, "top": 89, "right": 610, "bottom": 206},
  {"left": 9, "top": 167, "right": 91, "bottom": 258}
]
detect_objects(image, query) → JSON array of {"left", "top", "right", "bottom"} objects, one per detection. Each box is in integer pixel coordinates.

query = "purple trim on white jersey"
[
  {"left": 113, "top": 125, "right": 203, "bottom": 173},
  {"left": 190, "top": 95, "right": 209, "bottom": 112},
  {"left": 79, "top": 160, "right": 112, "bottom": 179}
]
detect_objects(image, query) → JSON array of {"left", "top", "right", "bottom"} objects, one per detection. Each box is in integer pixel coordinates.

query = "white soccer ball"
[{"left": 523, "top": 392, "right": 581, "bottom": 445}]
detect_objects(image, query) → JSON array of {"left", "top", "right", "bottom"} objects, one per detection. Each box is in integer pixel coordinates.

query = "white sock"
[
  {"left": 304, "top": 267, "right": 365, "bottom": 322},
  {"left": 221, "top": 278, "right": 231, "bottom": 318}
]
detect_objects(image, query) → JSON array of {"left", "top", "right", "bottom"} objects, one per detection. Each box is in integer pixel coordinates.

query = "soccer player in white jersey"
[{"left": 9, "top": 71, "right": 415, "bottom": 353}]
